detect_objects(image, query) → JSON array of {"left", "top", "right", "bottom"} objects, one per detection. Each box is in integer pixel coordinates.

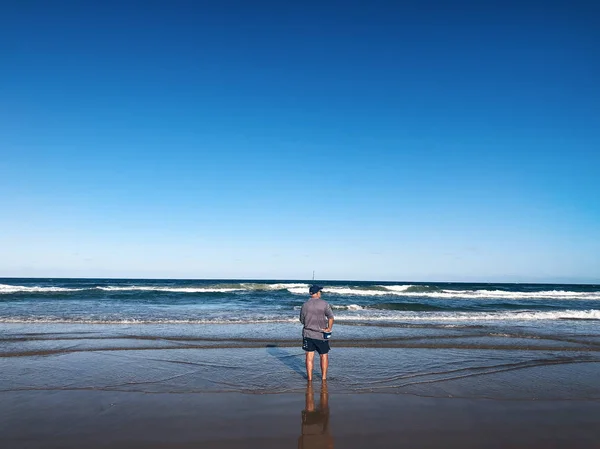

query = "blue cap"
[{"left": 309, "top": 285, "right": 323, "bottom": 295}]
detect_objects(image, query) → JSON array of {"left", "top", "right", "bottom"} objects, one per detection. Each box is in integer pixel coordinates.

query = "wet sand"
[
  {"left": 1, "top": 324, "right": 599, "bottom": 448},
  {"left": 1, "top": 388, "right": 599, "bottom": 449}
]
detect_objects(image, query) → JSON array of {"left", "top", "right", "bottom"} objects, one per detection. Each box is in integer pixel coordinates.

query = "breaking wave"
[
  {"left": 333, "top": 309, "right": 600, "bottom": 322},
  {"left": 306, "top": 286, "right": 600, "bottom": 300},
  {"left": 333, "top": 302, "right": 445, "bottom": 311},
  {"left": 0, "top": 283, "right": 308, "bottom": 295},
  {"left": 0, "top": 285, "right": 86, "bottom": 294},
  {"left": 0, "top": 317, "right": 299, "bottom": 325},
  {"left": 96, "top": 286, "right": 245, "bottom": 293},
  {"left": 1, "top": 309, "right": 598, "bottom": 325},
  {"left": 332, "top": 304, "right": 364, "bottom": 311},
  {"left": 2, "top": 282, "right": 599, "bottom": 300}
]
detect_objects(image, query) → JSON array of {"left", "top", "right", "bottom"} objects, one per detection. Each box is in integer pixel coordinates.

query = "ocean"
[
  {"left": 2, "top": 278, "right": 599, "bottom": 399},
  {"left": 2, "top": 278, "right": 600, "bottom": 324}
]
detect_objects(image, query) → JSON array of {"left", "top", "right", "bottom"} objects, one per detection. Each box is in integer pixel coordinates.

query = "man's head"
[{"left": 309, "top": 285, "right": 323, "bottom": 297}]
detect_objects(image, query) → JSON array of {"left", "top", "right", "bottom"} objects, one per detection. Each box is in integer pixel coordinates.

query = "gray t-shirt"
[{"left": 300, "top": 297, "right": 334, "bottom": 340}]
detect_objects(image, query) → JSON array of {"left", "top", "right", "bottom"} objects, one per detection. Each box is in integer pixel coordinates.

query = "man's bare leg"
[
  {"left": 305, "top": 351, "right": 315, "bottom": 381},
  {"left": 320, "top": 353, "right": 329, "bottom": 380}
]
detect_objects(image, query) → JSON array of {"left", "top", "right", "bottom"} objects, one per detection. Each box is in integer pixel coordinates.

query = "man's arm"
[
  {"left": 323, "top": 304, "right": 334, "bottom": 332},
  {"left": 299, "top": 304, "right": 306, "bottom": 324}
]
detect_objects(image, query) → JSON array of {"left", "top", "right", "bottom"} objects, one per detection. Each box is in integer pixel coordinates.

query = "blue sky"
[{"left": 1, "top": 1, "right": 599, "bottom": 282}]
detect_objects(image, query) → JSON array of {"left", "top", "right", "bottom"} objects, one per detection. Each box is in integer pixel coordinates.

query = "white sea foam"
[
  {"left": 289, "top": 286, "right": 396, "bottom": 296},
  {"left": 327, "top": 287, "right": 394, "bottom": 296},
  {"left": 333, "top": 309, "right": 600, "bottom": 321},
  {"left": 267, "top": 283, "right": 309, "bottom": 290},
  {"left": 96, "top": 286, "right": 244, "bottom": 293},
  {"left": 0, "top": 317, "right": 299, "bottom": 325},
  {"left": 0, "top": 284, "right": 85, "bottom": 294},
  {"left": 2, "top": 282, "right": 599, "bottom": 301},
  {"left": 381, "top": 285, "right": 416, "bottom": 292},
  {"left": 414, "top": 290, "right": 600, "bottom": 300},
  {"left": 288, "top": 285, "right": 600, "bottom": 300},
  {"left": 0, "top": 283, "right": 309, "bottom": 295},
  {"left": 97, "top": 283, "right": 309, "bottom": 293},
  {"left": 332, "top": 304, "right": 364, "bottom": 311},
  {"left": 237, "top": 283, "right": 309, "bottom": 291},
  {"left": 382, "top": 285, "right": 600, "bottom": 300},
  {"left": 347, "top": 304, "right": 364, "bottom": 311},
  {"left": 287, "top": 285, "right": 600, "bottom": 300},
  {"left": 2, "top": 309, "right": 598, "bottom": 325}
]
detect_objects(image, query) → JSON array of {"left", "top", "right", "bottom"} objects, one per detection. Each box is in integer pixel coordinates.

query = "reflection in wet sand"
[{"left": 298, "top": 381, "right": 334, "bottom": 449}]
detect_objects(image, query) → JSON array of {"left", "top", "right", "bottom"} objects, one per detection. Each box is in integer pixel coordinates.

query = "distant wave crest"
[
  {"left": 334, "top": 309, "right": 600, "bottom": 322},
  {"left": 0, "top": 283, "right": 308, "bottom": 295},
  {"left": 317, "top": 285, "right": 600, "bottom": 300},
  {"left": 96, "top": 286, "right": 245, "bottom": 293},
  {"left": 1, "top": 309, "right": 598, "bottom": 324},
  {"left": 1, "top": 282, "right": 599, "bottom": 301},
  {"left": 0, "top": 284, "right": 86, "bottom": 294}
]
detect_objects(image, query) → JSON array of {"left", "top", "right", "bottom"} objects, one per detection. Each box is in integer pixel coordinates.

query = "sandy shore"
[
  {"left": 1, "top": 387, "right": 599, "bottom": 449},
  {"left": 2, "top": 323, "right": 599, "bottom": 448}
]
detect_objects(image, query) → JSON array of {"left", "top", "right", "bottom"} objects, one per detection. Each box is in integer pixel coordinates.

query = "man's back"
[{"left": 300, "top": 297, "right": 333, "bottom": 340}]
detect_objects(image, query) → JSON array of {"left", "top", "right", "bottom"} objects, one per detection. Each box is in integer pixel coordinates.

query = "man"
[{"left": 299, "top": 285, "right": 334, "bottom": 381}]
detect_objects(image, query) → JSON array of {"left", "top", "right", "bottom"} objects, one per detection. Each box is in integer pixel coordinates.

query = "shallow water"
[{"left": 2, "top": 327, "right": 599, "bottom": 400}]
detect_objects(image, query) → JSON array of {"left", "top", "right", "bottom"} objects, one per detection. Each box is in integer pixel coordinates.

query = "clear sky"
[{"left": 1, "top": 1, "right": 599, "bottom": 282}]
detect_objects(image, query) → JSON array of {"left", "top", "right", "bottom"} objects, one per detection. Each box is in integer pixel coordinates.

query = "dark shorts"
[{"left": 302, "top": 337, "right": 330, "bottom": 354}]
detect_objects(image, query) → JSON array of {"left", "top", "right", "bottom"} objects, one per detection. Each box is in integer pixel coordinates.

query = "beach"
[
  {"left": 1, "top": 279, "right": 600, "bottom": 447},
  {"left": 2, "top": 324, "right": 600, "bottom": 448},
  {"left": 2, "top": 388, "right": 599, "bottom": 449}
]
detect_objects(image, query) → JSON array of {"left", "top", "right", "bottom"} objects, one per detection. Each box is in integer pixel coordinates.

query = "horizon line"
[{"left": 0, "top": 276, "right": 598, "bottom": 286}]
